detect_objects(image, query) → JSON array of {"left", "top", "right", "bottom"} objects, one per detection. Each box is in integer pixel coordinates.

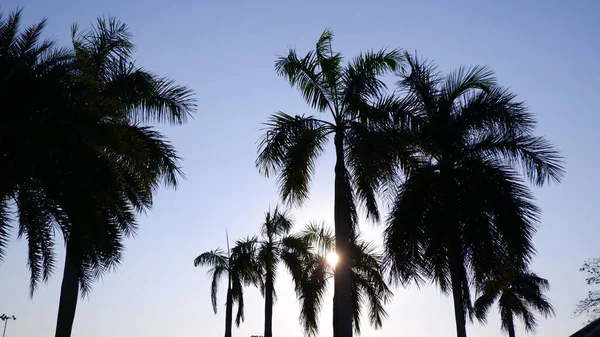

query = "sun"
[{"left": 326, "top": 251, "right": 339, "bottom": 267}]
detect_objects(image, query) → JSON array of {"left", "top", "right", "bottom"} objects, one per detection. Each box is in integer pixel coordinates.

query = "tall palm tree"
[
  {"left": 295, "top": 223, "right": 392, "bottom": 336},
  {"left": 256, "top": 29, "right": 404, "bottom": 337},
  {"left": 194, "top": 237, "right": 262, "bottom": 337},
  {"left": 0, "top": 11, "right": 196, "bottom": 337},
  {"left": 383, "top": 54, "right": 564, "bottom": 337},
  {"left": 254, "top": 207, "right": 311, "bottom": 337},
  {"left": 474, "top": 270, "right": 555, "bottom": 337},
  {"left": 51, "top": 17, "right": 195, "bottom": 337},
  {"left": 0, "top": 9, "right": 73, "bottom": 278}
]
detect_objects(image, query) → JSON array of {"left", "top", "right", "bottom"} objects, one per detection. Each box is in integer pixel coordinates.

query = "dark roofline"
[{"left": 570, "top": 318, "right": 600, "bottom": 337}]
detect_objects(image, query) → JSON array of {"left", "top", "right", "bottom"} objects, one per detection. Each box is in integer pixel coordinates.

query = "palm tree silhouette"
[
  {"left": 475, "top": 270, "right": 555, "bottom": 337},
  {"left": 0, "top": 11, "right": 195, "bottom": 337},
  {"left": 383, "top": 53, "right": 564, "bottom": 337},
  {"left": 194, "top": 237, "right": 262, "bottom": 337},
  {"left": 253, "top": 207, "right": 311, "bottom": 337},
  {"left": 256, "top": 29, "right": 404, "bottom": 337},
  {"left": 53, "top": 17, "right": 195, "bottom": 337},
  {"left": 296, "top": 223, "right": 391, "bottom": 336}
]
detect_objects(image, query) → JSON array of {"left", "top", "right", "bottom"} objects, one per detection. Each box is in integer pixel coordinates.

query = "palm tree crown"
[
  {"left": 194, "top": 237, "right": 262, "bottom": 337},
  {"left": 474, "top": 270, "right": 555, "bottom": 337},
  {"left": 296, "top": 223, "right": 391, "bottom": 336}
]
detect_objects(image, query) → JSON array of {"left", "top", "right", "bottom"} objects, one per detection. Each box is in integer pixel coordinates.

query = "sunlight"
[{"left": 326, "top": 251, "right": 339, "bottom": 267}]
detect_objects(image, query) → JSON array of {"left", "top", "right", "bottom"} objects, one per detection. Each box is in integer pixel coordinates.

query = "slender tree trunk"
[
  {"left": 264, "top": 268, "right": 274, "bottom": 337},
  {"left": 506, "top": 313, "right": 516, "bottom": 337},
  {"left": 224, "top": 280, "right": 234, "bottom": 337},
  {"left": 450, "top": 266, "right": 467, "bottom": 337},
  {"left": 444, "top": 173, "right": 468, "bottom": 337},
  {"left": 55, "top": 242, "right": 79, "bottom": 337},
  {"left": 450, "top": 268, "right": 468, "bottom": 337},
  {"left": 449, "top": 254, "right": 467, "bottom": 337},
  {"left": 333, "top": 132, "right": 353, "bottom": 337}
]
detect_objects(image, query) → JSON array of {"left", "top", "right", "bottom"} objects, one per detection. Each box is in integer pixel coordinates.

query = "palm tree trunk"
[
  {"left": 450, "top": 271, "right": 468, "bottom": 337},
  {"left": 225, "top": 279, "right": 234, "bottom": 337},
  {"left": 449, "top": 259, "right": 467, "bottom": 337},
  {"left": 55, "top": 242, "right": 79, "bottom": 337},
  {"left": 263, "top": 271, "right": 274, "bottom": 337},
  {"left": 506, "top": 313, "right": 516, "bottom": 337},
  {"left": 333, "top": 132, "right": 353, "bottom": 337}
]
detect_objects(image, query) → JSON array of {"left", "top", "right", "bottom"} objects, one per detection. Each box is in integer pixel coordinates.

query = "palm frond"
[
  {"left": 461, "top": 159, "right": 540, "bottom": 266},
  {"left": 231, "top": 236, "right": 264, "bottom": 289},
  {"left": 474, "top": 285, "right": 500, "bottom": 323},
  {"left": 0, "top": 8, "right": 22, "bottom": 53},
  {"left": 517, "top": 272, "right": 555, "bottom": 318},
  {"left": 396, "top": 52, "right": 442, "bottom": 117},
  {"left": 315, "top": 28, "right": 343, "bottom": 100},
  {"left": 300, "top": 221, "right": 334, "bottom": 255},
  {"left": 457, "top": 86, "right": 536, "bottom": 136},
  {"left": 281, "top": 234, "right": 312, "bottom": 288},
  {"left": 71, "top": 16, "right": 134, "bottom": 72},
  {"left": 275, "top": 48, "right": 333, "bottom": 113},
  {"left": 351, "top": 239, "right": 392, "bottom": 331},
  {"left": 231, "top": 276, "right": 246, "bottom": 326},
  {"left": 209, "top": 265, "right": 227, "bottom": 313},
  {"left": 296, "top": 254, "right": 330, "bottom": 336},
  {"left": 470, "top": 132, "right": 565, "bottom": 186},
  {"left": 125, "top": 74, "right": 197, "bottom": 125},
  {"left": 72, "top": 17, "right": 196, "bottom": 125},
  {"left": 15, "top": 185, "right": 57, "bottom": 297},
  {"left": 346, "top": 120, "right": 414, "bottom": 221},
  {"left": 194, "top": 249, "right": 228, "bottom": 268},
  {"left": 441, "top": 65, "right": 496, "bottom": 105},
  {"left": 262, "top": 206, "right": 294, "bottom": 239},
  {"left": 0, "top": 199, "right": 12, "bottom": 263},
  {"left": 342, "top": 48, "right": 404, "bottom": 108},
  {"left": 350, "top": 275, "right": 364, "bottom": 334},
  {"left": 256, "top": 112, "right": 330, "bottom": 205},
  {"left": 384, "top": 166, "right": 438, "bottom": 287}
]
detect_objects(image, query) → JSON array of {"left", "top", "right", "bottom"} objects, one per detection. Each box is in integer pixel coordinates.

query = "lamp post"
[{"left": 0, "top": 314, "right": 16, "bottom": 337}]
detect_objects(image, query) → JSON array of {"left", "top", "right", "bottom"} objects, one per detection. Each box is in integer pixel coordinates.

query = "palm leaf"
[
  {"left": 0, "top": 199, "right": 11, "bottom": 263},
  {"left": 342, "top": 48, "right": 404, "bottom": 109},
  {"left": 275, "top": 46, "right": 333, "bottom": 113},
  {"left": 256, "top": 112, "right": 330, "bottom": 205},
  {"left": 470, "top": 132, "right": 564, "bottom": 186},
  {"left": 15, "top": 184, "right": 57, "bottom": 297}
]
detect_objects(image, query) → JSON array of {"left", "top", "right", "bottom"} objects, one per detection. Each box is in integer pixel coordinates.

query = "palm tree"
[
  {"left": 194, "top": 236, "right": 262, "bottom": 337},
  {"left": 51, "top": 17, "right": 195, "bottom": 337},
  {"left": 253, "top": 207, "right": 311, "bottom": 337},
  {"left": 0, "top": 11, "right": 195, "bottom": 337},
  {"left": 256, "top": 29, "right": 404, "bottom": 337},
  {"left": 295, "top": 223, "right": 391, "bottom": 336},
  {"left": 383, "top": 54, "right": 564, "bottom": 337},
  {"left": 0, "top": 8, "right": 73, "bottom": 277},
  {"left": 474, "top": 270, "right": 555, "bottom": 337}
]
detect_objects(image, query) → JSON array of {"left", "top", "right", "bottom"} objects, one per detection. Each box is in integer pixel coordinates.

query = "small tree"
[{"left": 575, "top": 258, "right": 600, "bottom": 321}]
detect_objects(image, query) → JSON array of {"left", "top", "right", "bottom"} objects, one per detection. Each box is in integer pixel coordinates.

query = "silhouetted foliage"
[
  {"left": 0, "top": 9, "right": 196, "bottom": 337},
  {"left": 252, "top": 207, "right": 313, "bottom": 337},
  {"left": 575, "top": 258, "right": 600, "bottom": 321},
  {"left": 475, "top": 269, "right": 555, "bottom": 337},
  {"left": 383, "top": 53, "right": 564, "bottom": 337},
  {"left": 194, "top": 237, "right": 263, "bottom": 337},
  {"left": 296, "top": 222, "right": 391, "bottom": 336}
]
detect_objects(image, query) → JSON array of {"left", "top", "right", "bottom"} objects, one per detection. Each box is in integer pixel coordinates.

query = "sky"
[{"left": 1, "top": 0, "right": 599, "bottom": 336}]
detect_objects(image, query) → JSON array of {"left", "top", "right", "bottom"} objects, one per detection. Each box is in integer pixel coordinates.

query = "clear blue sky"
[{"left": 1, "top": 0, "right": 599, "bottom": 336}]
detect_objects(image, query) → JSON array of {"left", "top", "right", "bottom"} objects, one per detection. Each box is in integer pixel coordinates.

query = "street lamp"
[{"left": 0, "top": 314, "right": 16, "bottom": 337}]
